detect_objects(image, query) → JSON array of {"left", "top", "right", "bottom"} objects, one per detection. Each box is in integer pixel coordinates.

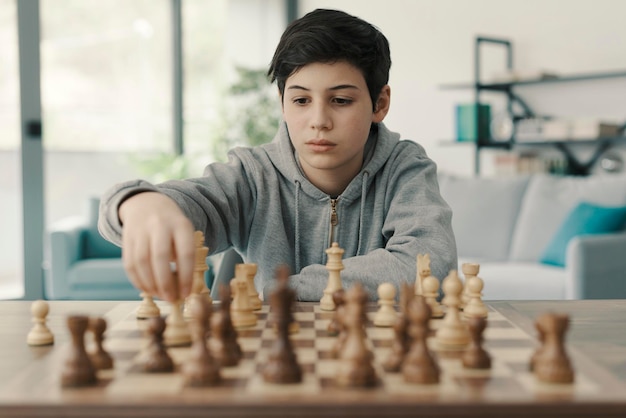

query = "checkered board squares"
[{"left": 97, "top": 302, "right": 599, "bottom": 399}]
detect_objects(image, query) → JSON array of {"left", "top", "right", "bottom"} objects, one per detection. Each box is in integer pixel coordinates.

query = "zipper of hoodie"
[{"left": 329, "top": 198, "right": 338, "bottom": 246}]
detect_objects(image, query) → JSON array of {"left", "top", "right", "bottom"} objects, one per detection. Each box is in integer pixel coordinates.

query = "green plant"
[
  {"left": 210, "top": 66, "right": 281, "bottom": 162},
  {"left": 130, "top": 66, "right": 280, "bottom": 181}
]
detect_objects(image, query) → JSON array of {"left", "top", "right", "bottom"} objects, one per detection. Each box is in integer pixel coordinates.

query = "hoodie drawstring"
[
  {"left": 356, "top": 171, "right": 369, "bottom": 256},
  {"left": 294, "top": 180, "right": 302, "bottom": 273}
]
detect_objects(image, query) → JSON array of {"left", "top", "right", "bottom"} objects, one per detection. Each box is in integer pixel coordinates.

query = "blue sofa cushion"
[
  {"left": 540, "top": 202, "right": 626, "bottom": 267},
  {"left": 83, "top": 197, "right": 122, "bottom": 259}
]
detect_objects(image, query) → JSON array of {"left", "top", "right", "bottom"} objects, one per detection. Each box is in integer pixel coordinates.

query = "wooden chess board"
[{"left": 1, "top": 301, "right": 626, "bottom": 418}]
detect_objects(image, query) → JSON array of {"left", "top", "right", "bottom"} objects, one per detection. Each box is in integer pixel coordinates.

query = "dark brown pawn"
[
  {"left": 209, "top": 284, "right": 243, "bottom": 367},
  {"left": 262, "top": 265, "right": 302, "bottom": 384},
  {"left": 335, "top": 283, "right": 377, "bottom": 387},
  {"left": 383, "top": 282, "right": 413, "bottom": 372},
  {"left": 183, "top": 295, "right": 221, "bottom": 387},
  {"left": 329, "top": 291, "right": 348, "bottom": 358},
  {"left": 141, "top": 316, "right": 174, "bottom": 373},
  {"left": 462, "top": 316, "right": 491, "bottom": 369},
  {"left": 529, "top": 318, "right": 546, "bottom": 372},
  {"left": 326, "top": 288, "right": 345, "bottom": 336},
  {"left": 534, "top": 313, "right": 575, "bottom": 384},
  {"left": 402, "top": 296, "right": 440, "bottom": 384},
  {"left": 88, "top": 317, "right": 114, "bottom": 370},
  {"left": 61, "top": 315, "right": 97, "bottom": 387}
]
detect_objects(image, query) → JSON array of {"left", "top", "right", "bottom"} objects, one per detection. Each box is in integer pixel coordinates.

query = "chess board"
[{"left": 2, "top": 301, "right": 625, "bottom": 418}]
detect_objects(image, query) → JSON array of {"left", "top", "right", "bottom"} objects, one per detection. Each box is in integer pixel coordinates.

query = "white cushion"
[
  {"left": 439, "top": 174, "right": 530, "bottom": 261},
  {"left": 509, "top": 174, "right": 626, "bottom": 262},
  {"left": 458, "top": 261, "right": 567, "bottom": 300}
]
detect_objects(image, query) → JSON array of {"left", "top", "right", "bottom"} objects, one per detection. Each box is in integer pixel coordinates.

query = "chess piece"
[
  {"left": 140, "top": 316, "right": 174, "bottom": 373},
  {"left": 383, "top": 282, "right": 413, "bottom": 372},
  {"left": 61, "top": 315, "right": 97, "bottom": 387},
  {"left": 461, "top": 262, "right": 480, "bottom": 310},
  {"left": 335, "top": 283, "right": 377, "bottom": 387},
  {"left": 533, "top": 313, "right": 575, "bottom": 384},
  {"left": 209, "top": 284, "right": 243, "bottom": 367},
  {"left": 184, "top": 231, "right": 213, "bottom": 318},
  {"left": 327, "top": 288, "right": 346, "bottom": 336},
  {"left": 262, "top": 265, "right": 303, "bottom": 384},
  {"left": 137, "top": 292, "right": 160, "bottom": 319},
  {"left": 183, "top": 295, "right": 221, "bottom": 387},
  {"left": 422, "top": 274, "right": 444, "bottom": 318},
  {"left": 435, "top": 270, "right": 470, "bottom": 349},
  {"left": 230, "top": 267, "right": 257, "bottom": 328},
  {"left": 529, "top": 318, "right": 546, "bottom": 372},
  {"left": 320, "top": 242, "right": 345, "bottom": 311},
  {"left": 27, "top": 300, "right": 54, "bottom": 346},
  {"left": 462, "top": 316, "right": 491, "bottom": 369},
  {"left": 241, "top": 263, "right": 262, "bottom": 311},
  {"left": 414, "top": 254, "right": 430, "bottom": 297},
  {"left": 402, "top": 295, "right": 440, "bottom": 384},
  {"left": 163, "top": 273, "right": 192, "bottom": 347},
  {"left": 373, "top": 282, "right": 397, "bottom": 327},
  {"left": 463, "top": 273, "right": 488, "bottom": 319},
  {"left": 88, "top": 317, "right": 114, "bottom": 370}
]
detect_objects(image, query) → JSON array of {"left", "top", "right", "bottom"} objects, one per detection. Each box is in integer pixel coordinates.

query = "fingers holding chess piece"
[{"left": 27, "top": 300, "right": 54, "bottom": 346}]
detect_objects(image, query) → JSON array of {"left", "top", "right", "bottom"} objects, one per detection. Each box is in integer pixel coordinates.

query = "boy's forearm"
[{"left": 98, "top": 179, "right": 159, "bottom": 246}]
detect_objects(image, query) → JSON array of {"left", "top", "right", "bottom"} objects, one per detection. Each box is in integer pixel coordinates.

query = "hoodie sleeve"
[
  {"left": 97, "top": 150, "right": 258, "bottom": 254},
  {"left": 286, "top": 143, "right": 458, "bottom": 301}
]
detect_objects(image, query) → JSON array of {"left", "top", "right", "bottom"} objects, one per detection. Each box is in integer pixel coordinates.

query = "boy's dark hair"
[{"left": 268, "top": 9, "right": 391, "bottom": 109}]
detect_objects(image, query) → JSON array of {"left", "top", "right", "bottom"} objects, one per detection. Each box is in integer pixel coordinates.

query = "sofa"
[
  {"left": 438, "top": 173, "right": 626, "bottom": 300},
  {"left": 44, "top": 197, "right": 216, "bottom": 300}
]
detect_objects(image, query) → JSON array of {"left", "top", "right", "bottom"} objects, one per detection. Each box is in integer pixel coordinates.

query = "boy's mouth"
[{"left": 306, "top": 139, "right": 336, "bottom": 152}]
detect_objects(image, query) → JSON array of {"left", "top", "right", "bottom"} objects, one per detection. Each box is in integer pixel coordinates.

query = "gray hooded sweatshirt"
[{"left": 98, "top": 122, "right": 457, "bottom": 300}]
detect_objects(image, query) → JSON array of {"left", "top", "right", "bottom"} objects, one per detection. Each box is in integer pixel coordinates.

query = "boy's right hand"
[{"left": 118, "top": 192, "right": 195, "bottom": 303}]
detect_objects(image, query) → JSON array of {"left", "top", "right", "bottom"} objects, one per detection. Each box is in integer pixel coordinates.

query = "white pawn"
[
  {"left": 373, "top": 283, "right": 397, "bottom": 327},
  {"left": 422, "top": 275, "right": 444, "bottom": 318},
  {"left": 461, "top": 262, "right": 480, "bottom": 310},
  {"left": 435, "top": 270, "right": 470, "bottom": 349},
  {"left": 137, "top": 292, "right": 161, "bottom": 319},
  {"left": 463, "top": 274, "right": 488, "bottom": 319},
  {"left": 163, "top": 272, "right": 192, "bottom": 347},
  {"left": 164, "top": 298, "right": 192, "bottom": 347},
  {"left": 230, "top": 267, "right": 257, "bottom": 328},
  {"left": 242, "top": 263, "right": 262, "bottom": 311},
  {"left": 27, "top": 300, "right": 54, "bottom": 346}
]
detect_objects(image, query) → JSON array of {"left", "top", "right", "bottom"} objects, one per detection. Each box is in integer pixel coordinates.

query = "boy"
[{"left": 98, "top": 9, "right": 457, "bottom": 303}]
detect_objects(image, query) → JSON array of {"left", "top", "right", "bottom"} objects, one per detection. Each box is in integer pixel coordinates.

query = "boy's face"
[{"left": 282, "top": 61, "right": 390, "bottom": 195}]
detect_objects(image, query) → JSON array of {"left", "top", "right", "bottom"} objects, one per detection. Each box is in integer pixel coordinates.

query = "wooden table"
[{"left": 1, "top": 299, "right": 626, "bottom": 418}]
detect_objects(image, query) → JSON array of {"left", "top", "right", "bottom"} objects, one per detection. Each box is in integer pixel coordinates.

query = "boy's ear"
[{"left": 372, "top": 85, "right": 391, "bottom": 123}]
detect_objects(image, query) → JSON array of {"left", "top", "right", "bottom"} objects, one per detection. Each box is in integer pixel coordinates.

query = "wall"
[{"left": 298, "top": 0, "right": 626, "bottom": 176}]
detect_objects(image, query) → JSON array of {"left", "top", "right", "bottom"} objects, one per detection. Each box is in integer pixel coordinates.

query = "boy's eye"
[
  {"left": 292, "top": 97, "right": 309, "bottom": 105},
  {"left": 333, "top": 97, "right": 353, "bottom": 105}
]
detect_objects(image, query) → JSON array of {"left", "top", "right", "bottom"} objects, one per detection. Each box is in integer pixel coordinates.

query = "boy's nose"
[{"left": 310, "top": 104, "right": 332, "bottom": 131}]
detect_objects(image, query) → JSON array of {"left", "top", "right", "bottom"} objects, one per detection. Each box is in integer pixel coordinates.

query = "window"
[{"left": 0, "top": 0, "right": 24, "bottom": 298}]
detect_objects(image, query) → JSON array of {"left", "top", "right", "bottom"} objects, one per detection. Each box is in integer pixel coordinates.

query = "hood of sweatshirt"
[
  {"left": 268, "top": 121, "right": 400, "bottom": 200},
  {"left": 259, "top": 121, "right": 401, "bottom": 272}
]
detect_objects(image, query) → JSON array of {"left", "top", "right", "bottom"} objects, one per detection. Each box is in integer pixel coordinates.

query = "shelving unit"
[{"left": 440, "top": 36, "right": 626, "bottom": 175}]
